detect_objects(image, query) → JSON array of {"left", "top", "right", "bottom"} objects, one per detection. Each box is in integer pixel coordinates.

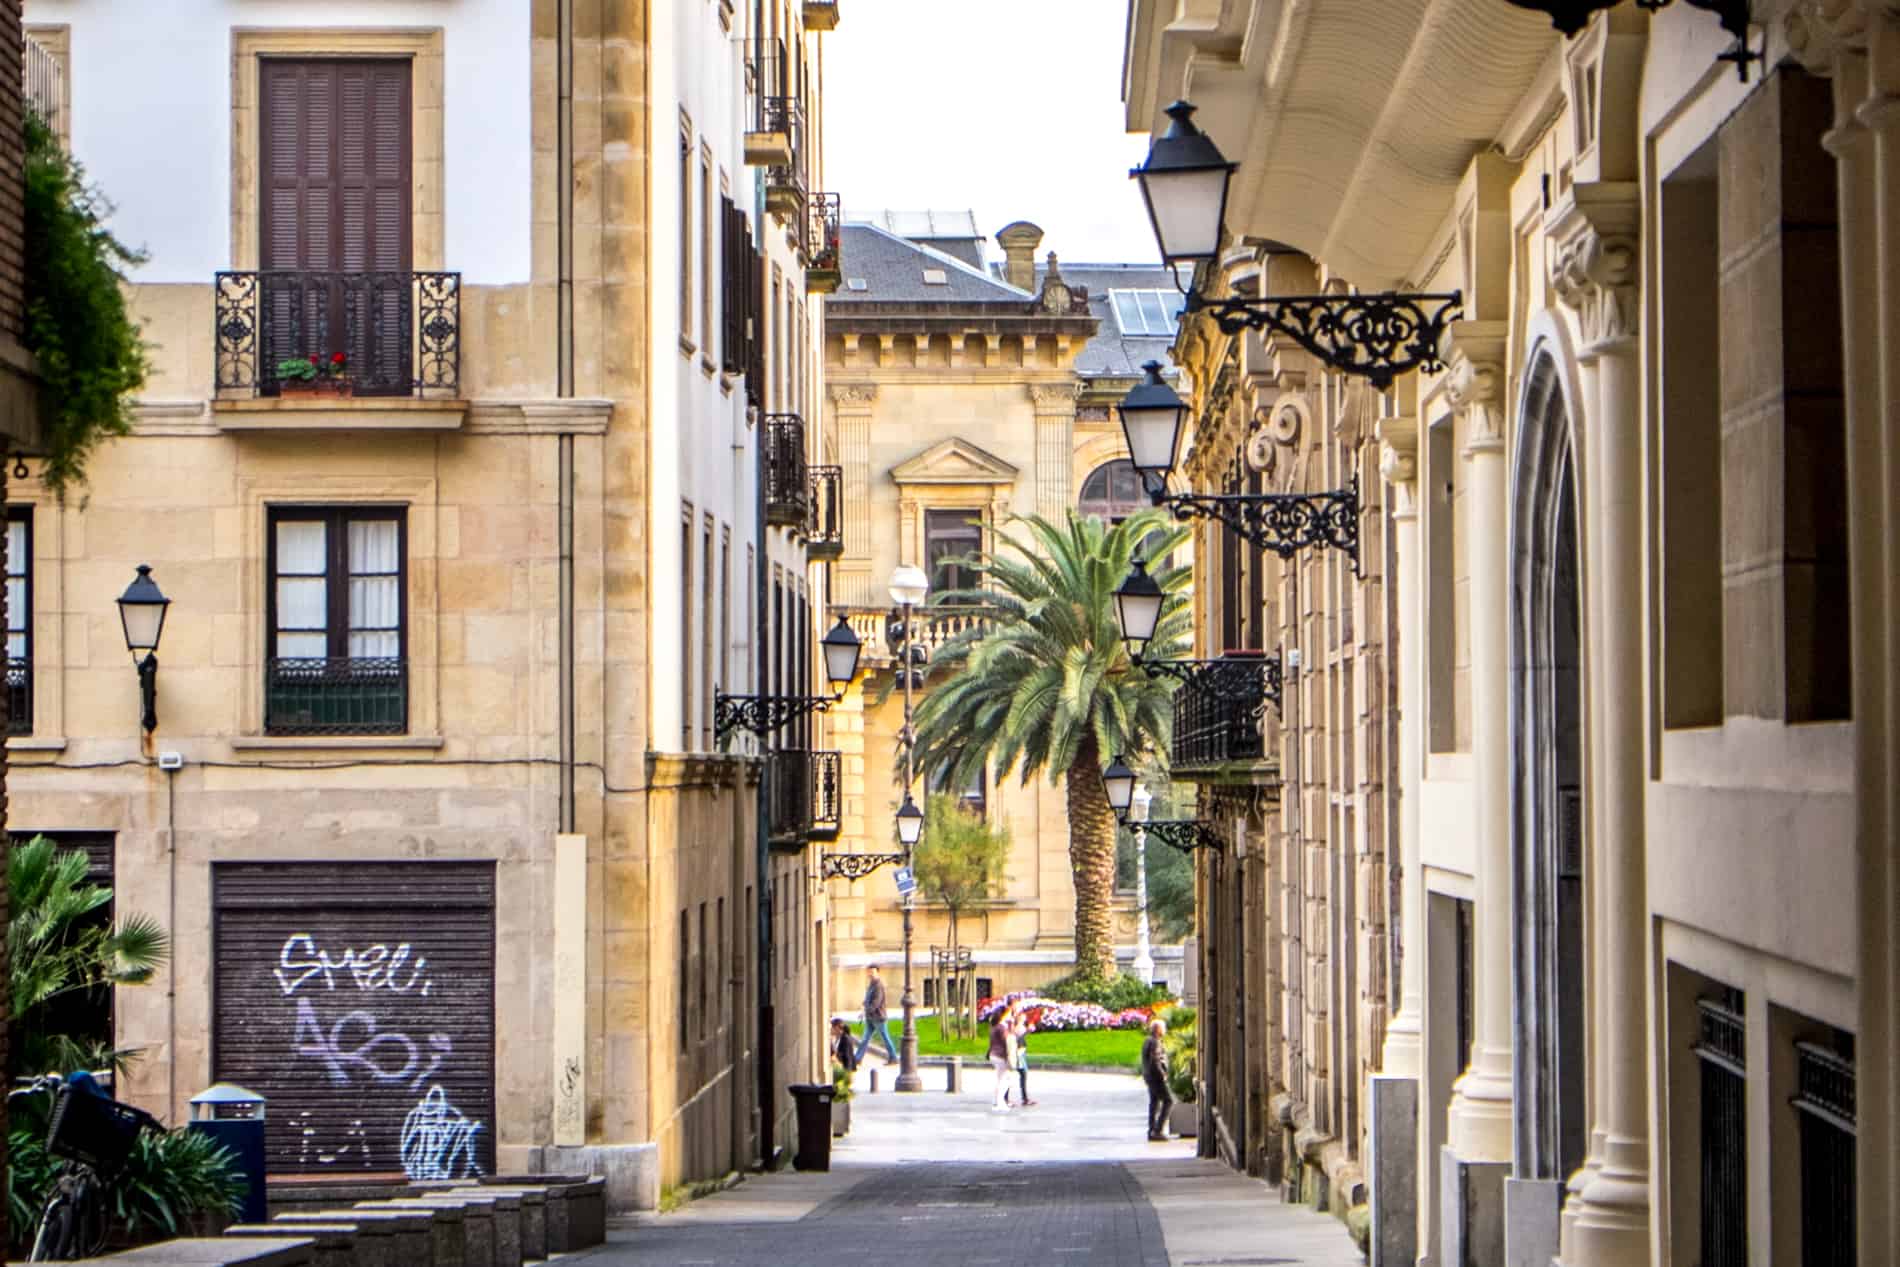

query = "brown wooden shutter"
[
  {"left": 746, "top": 231, "right": 766, "bottom": 407},
  {"left": 722, "top": 197, "right": 744, "bottom": 375},
  {"left": 258, "top": 59, "right": 412, "bottom": 393}
]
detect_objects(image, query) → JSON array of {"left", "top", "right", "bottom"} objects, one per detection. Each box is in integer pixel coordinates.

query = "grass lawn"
[{"left": 850, "top": 1020, "right": 1142, "bottom": 1071}]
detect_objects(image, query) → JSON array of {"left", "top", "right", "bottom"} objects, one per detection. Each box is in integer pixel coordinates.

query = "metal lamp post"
[
  {"left": 889, "top": 563, "right": 928, "bottom": 1094},
  {"left": 1131, "top": 786, "right": 1155, "bottom": 986}
]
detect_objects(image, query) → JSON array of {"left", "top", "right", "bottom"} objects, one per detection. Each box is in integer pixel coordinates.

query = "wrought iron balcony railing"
[
  {"left": 265, "top": 657, "right": 407, "bottom": 735},
  {"left": 808, "top": 465, "right": 843, "bottom": 559},
  {"left": 6, "top": 656, "right": 29, "bottom": 736},
  {"left": 215, "top": 270, "right": 461, "bottom": 397},
  {"left": 768, "top": 747, "right": 841, "bottom": 846},
  {"left": 764, "top": 413, "right": 810, "bottom": 528},
  {"left": 1171, "top": 657, "right": 1270, "bottom": 774},
  {"left": 806, "top": 193, "right": 841, "bottom": 293}
]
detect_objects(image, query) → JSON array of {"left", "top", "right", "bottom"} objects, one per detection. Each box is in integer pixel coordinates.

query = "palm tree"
[
  {"left": 912, "top": 510, "right": 1190, "bottom": 980},
  {"left": 8, "top": 836, "right": 168, "bottom": 1077}
]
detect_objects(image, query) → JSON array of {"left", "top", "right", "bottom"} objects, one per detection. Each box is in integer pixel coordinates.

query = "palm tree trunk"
[{"left": 1065, "top": 733, "right": 1119, "bottom": 980}]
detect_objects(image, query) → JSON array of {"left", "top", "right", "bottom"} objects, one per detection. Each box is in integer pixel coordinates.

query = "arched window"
[{"left": 1078, "top": 460, "right": 1148, "bottom": 522}]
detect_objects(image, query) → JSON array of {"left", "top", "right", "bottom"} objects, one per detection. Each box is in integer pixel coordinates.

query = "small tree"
[{"left": 913, "top": 794, "right": 1008, "bottom": 1036}]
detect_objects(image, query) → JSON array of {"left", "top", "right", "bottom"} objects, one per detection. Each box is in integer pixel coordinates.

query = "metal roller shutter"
[{"left": 212, "top": 861, "right": 496, "bottom": 1180}]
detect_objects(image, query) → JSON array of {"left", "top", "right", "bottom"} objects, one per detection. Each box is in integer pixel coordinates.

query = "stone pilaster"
[
  {"left": 1029, "top": 381, "right": 1078, "bottom": 522},
  {"left": 1550, "top": 185, "right": 1650, "bottom": 1267},
  {"left": 829, "top": 381, "right": 877, "bottom": 606}
]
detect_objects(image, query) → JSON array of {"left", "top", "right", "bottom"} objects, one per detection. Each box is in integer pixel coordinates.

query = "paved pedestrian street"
[{"left": 577, "top": 1070, "right": 1364, "bottom": 1266}]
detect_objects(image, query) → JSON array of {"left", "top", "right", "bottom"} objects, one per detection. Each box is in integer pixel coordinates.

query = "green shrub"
[
  {"left": 22, "top": 110, "right": 151, "bottom": 499},
  {"left": 830, "top": 1060, "right": 853, "bottom": 1102},
  {"left": 7, "top": 1122, "right": 245, "bottom": 1253},
  {"left": 1040, "top": 970, "right": 1173, "bottom": 1011},
  {"left": 1162, "top": 1007, "right": 1198, "bottom": 1103}
]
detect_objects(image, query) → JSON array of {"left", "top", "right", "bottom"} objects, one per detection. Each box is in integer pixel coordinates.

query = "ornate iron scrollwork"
[
  {"left": 1183, "top": 291, "right": 1462, "bottom": 391},
  {"left": 1503, "top": 0, "right": 1758, "bottom": 79},
  {"left": 1151, "top": 473, "right": 1361, "bottom": 573},
  {"left": 714, "top": 690, "right": 835, "bottom": 744},
  {"left": 1139, "top": 653, "right": 1283, "bottom": 714},
  {"left": 1141, "top": 819, "right": 1226, "bottom": 855},
  {"left": 821, "top": 851, "right": 909, "bottom": 881}
]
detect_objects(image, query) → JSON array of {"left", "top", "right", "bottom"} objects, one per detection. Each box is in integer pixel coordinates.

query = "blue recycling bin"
[{"left": 189, "top": 1083, "right": 267, "bottom": 1224}]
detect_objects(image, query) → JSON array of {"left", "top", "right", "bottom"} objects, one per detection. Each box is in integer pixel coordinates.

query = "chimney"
[{"left": 995, "top": 221, "right": 1044, "bottom": 291}]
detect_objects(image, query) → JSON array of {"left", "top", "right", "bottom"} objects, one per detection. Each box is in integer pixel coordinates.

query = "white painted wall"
[{"left": 23, "top": 0, "right": 531, "bottom": 284}]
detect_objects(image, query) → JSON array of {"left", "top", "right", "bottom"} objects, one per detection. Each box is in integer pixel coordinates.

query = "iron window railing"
[
  {"left": 807, "top": 193, "right": 842, "bottom": 274},
  {"left": 809, "top": 750, "right": 841, "bottom": 840},
  {"left": 764, "top": 413, "right": 810, "bottom": 528},
  {"left": 808, "top": 466, "right": 843, "bottom": 558},
  {"left": 6, "top": 656, "right": 28, "bottom": 736},
  {"left": 1171, "top": 661, "right": 1269, "bottom": 770},
  {"left": 1793, "top": 1040, "right": 1855, "bottom": 1267},
  {"left": 265, "top": 657, "right": 407, "bottom": 735},
  {"left": 214, "top": 270, "right": 461, "bottom": 396},
  {"left": 1694, "top": 989, "right": 1748, "bottom": 1267}
]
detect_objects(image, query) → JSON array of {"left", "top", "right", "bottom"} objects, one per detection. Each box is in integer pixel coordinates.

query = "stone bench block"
[
  {"left": 285, "top": 1210, "right": 432, "bottom": 1267},
  {"left": 356, "top": 1201, "right": 465, "bottom": 1267},
  {"left": 380, "top": 1196, "right": 495, "bottom": 1267},
  {"left": 79, "top": 1237, "right": 316, "bottom": 1266},
  {"left": 225, "top": 1224, "right": 356, "bottom": 1267},
  {"left": 481, "top": 1175, "right": 605, "bottom": 1251},
  {"left": 449, "top": 1186, "right": 545, "bottom": 1260}
]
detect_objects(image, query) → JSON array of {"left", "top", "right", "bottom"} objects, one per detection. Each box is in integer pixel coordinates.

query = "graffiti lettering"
[
  {"left": 293, "top": 997, "right": 451, "bottom": 1089},
  {"left": 276, "top": 933, "right": 432, "bottom": 997},
  {"left": 400, "top": 1085, "right": 484, "bottom": 1181}
]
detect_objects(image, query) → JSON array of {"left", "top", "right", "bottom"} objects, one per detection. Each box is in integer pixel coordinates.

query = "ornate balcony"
[
  {"left": 265, "top": 657, "right": 407, "bottom": 736},
  {"left": 808, "top": 465, "right": 843, "bottom": 559},
  {"left": 806, "top": 193, "right": 842, "bottom": 294},
  {"left": 764, "top": 413, "right": 810, "bottom": 529},
  {"left": 745, "top": 41, "right": 801, "bottom": 170},
  {"left": 215, "top": 270, "right": 461, "bottom": 399},
  {"left": 768, "top": 748, "right": 842, "bottom": 847},
  {"left": 1170, "top": 653, "right": 1278, "bottom": 782},
  {"left": 833, "top": 603, "right": 994, "bottom": 666}
]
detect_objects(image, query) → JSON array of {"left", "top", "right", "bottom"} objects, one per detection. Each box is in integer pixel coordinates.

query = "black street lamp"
[
  {"left": 895, "top": 793, "right": 924, "bottom": 847},
  {"left": 1113, "top": 556, "right": 1166, "bottom": 659},
  {"left": 1132, "top": 102, "right": 1461, "bottom": 393},
  {"left": 1101, "top": 755, "right": 1138, "bottom": 822},
  {"left": 116, "top": 565, "right": 170, "bottom": 733},
  {"left": 715, "top": 614, "right": 862, "bottom": 742}
]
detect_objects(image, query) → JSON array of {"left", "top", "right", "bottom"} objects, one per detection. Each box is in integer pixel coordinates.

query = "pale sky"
[{"left": 820, "top": 0, "right": 1159, "bottom": 267}]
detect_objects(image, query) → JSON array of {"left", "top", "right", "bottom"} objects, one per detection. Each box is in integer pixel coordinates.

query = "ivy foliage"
[{"left": 22, "top": 110, "right": 150, "bottom": 498}]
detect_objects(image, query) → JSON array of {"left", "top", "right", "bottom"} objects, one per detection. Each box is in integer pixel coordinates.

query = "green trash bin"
[{"left": 788, "top": 1083, "right": 835, "bottom": 1171}]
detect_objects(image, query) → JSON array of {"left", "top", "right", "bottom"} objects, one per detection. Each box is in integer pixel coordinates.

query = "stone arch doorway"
[{"left": 1507, "top": 347, "right": 1588, "bottom": 1221}]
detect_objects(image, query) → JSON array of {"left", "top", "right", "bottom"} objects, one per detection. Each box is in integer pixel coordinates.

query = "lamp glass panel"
[
  {"left": 1119, "top": 401, "right": 1183, "bottom": 476},
  {"left": 1102, "top": 764, "right": 1136, "bottom": 813},
  {"left": 120, "top": 600, "right": 165, "bottom": 653},
  {"left": 1116, "top": 588, "right": 1164, "bottom": 645},
  {"left": 822, "top": 634, "right": 860, "bottom": 688},
  {"left": 1140, "top": 166, "right": 1231, "bottom": 262}
]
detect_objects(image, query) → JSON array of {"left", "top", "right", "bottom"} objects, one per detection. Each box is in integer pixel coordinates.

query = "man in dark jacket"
[
  {"left": 1140, "top": 1018, "right": 1173, "bottom": 1140},
  {"left": 855, "top": 964, "right": 898, "bottom": 1064}
]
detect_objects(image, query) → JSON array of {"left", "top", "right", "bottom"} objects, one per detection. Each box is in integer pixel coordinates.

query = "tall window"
[
  {"left": 697, "top": 902, "right": 709, "bottom": 1041},
  {"left": 720, "top": 530, "right": 731, "bottom": 697},
  {"left": 678, "top": 909, "right": 690, "bottom": 1049},
  {"left": 702, "top": 516, "right": 715, "bottom": 749},
  {"left": 6, "top": 508, "right": 29, "bottom": 735},
  {"left": 924, "top": 509, "right": 982, "bottom": 595},
  {"left": 928, "top": 762, "right": 986, "bottom": 818},
  {"left": 701, "top": 151, "right": 715, "bottom": 354},
  {"left": 679, "top": 122, "right": 694, "bottom": 345},
  {"left": 1077, "top": 460, "right": 1148, "bottom": 523},
  {"left": 266, "top": 507, "right": 406, "bottom": 734},
  {"left": 682, "top": 508, "right": 695, "bottom": 749}
]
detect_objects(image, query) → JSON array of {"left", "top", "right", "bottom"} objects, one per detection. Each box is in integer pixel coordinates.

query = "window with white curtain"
[
  {"left": 266, "top": 507, "right": 407, "bottom": 734},
  {"left": 6, "top": 507, "right": 30, "bottom": 735}
]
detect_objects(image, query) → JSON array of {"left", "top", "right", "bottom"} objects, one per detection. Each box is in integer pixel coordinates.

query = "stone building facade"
[
  {"left": 12, "top": 0, "right": 843, "bottom": 1207},
  {"left": 820, "top": 214, "right": 1186, "bottom": 1007},
  {"left": 1128, "top": 2, "right": 1898, "bottom": 1265}
]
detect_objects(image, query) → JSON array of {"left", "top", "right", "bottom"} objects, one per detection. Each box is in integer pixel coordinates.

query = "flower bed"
[{"left": 976, "top": 990, "right": 1172, "bottom": 1032}]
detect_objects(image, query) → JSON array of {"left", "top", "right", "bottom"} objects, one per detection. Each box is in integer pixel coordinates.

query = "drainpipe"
[
  {"left": 557, "top": 0, "right": 576, "bottom": 833},
  {"left": 755, "top": 406, "right": 774, "bottom": 1168}
]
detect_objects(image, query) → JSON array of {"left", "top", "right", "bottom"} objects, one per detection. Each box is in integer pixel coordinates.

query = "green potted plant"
[
  {"left": 830, "top": 1060, "right": 853, "bottom": 1137},
  {"left": 1162, "top": 1005, "right": 1199, "bottom": 1137},
  {"left": 276, "top": 351, "right": 351, "bottom": 397}
]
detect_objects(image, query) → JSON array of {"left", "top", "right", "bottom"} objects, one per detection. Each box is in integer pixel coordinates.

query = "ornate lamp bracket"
[
  {"left": 1182, "top": 290, "right": 1463, "bottom": 390},
  {"left": 1148, "top": 472, "right": 1362, "bottom": 575},
  {"left": 821, "top": 851, "right": 910, "bottom": 881},
  {"left": 1142, "top": 819, "right": 1226, "bottom": 856},
  {"left": 1138, "top": 653, "right": 1284, "bottom": 714},
  {"left": 714, "top": 691, "right": 836, "bottom": 744}
]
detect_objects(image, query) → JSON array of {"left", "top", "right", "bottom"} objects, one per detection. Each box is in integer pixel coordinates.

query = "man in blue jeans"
[{"left": 855, "top": 964, "right": 898, "bottom": 1064}]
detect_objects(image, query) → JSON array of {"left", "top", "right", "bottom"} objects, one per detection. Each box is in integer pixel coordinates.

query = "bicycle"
[{"left": 8, "top": 1071, "right": 161, "bottom": 1261}]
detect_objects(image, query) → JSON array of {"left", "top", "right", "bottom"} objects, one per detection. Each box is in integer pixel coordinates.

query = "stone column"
[
  {"left": 829, "top": 382, "right": 877, "bottom": 607},
  {"left": 1370, "top": 414, "right": 1421, "bottom": 1267},
  {"left": 1439, "top": 324, "right": 1511, "bottom": 1267},
  {"left": 1029, "top": 381, "right": 1079, "bottom": 522},
  {"left": 1552, "top": 190, "right": 1651, "bottom": 1267}
]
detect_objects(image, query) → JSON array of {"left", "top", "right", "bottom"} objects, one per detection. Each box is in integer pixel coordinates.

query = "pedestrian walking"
[
  {"left": 855, "top": 964, "right": 898, "bottom": 1064},
  {"left": 1014, "top": 1014, "right": 1036, "bottom": 1106},
  {"left": 989, "top": 1011, "right": 1015, "bottom": 1111},
  {"left": 1140, "top": 1018, "right": 1174, "bottom": 1140},
  {"left": 830, "top": 1017, "right": 858, "bottom": 1073}
]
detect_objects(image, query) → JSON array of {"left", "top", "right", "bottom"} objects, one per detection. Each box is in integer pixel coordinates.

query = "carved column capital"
[
  {"left": 1026, "top": 381, "right": 1080, "bottom": 412},
  {"left": 1440, "top": 320, "right": 1508, "bottom": 453},
  {"left": 1376, "top": 413, "right": 1420, "bottom": 486},
  {"left": 828, "top": 381, "right": 879, "bottom": 408},
  {"left": 1548, "top": 182, "right": 1641, "bottom": 356}
]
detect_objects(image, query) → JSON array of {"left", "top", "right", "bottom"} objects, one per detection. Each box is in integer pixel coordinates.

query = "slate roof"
[
  {"left": 1021, "top": 261, "right": 1184, "bottom": 378},
  {"left": 862, "top": 210, "right": 988, "bottom": 269},
  {"left": 833, "top": 222, "right": 1030, "bottom": 304}
]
